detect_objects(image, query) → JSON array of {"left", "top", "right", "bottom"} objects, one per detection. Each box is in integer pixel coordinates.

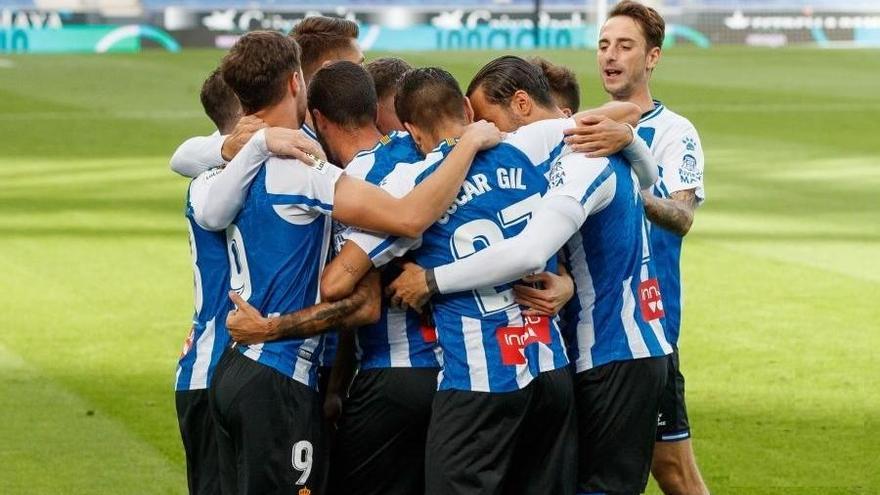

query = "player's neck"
[
  {"left": 253, "top": 101, "right": 301, "bottom": 130},
  {"left": 616, "top": 84, "right": 655, "bottom": 114},
  {"left": 430, "top": 120, "right": 466, "bottom": 149},
  {"left": 334, "top": 126, "right": 383, "bottom": 166}
]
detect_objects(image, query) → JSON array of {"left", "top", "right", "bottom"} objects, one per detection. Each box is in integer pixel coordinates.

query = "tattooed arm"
[
  {"left": 225, "top": 271, "right": 381, "bottom": 345},
  {"left": 641, "top": 189, "right": 698, "bottom": 237}
]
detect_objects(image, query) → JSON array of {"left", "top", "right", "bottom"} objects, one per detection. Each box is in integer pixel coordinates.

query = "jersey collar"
[{"left": 639, "top": 99, "right": 664, "bottom": 124}]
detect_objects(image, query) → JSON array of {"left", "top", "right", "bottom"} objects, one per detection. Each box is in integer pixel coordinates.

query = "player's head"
[
  {"left": 529, "top": 57, "right": 580, "bottom": 117},
  {"left": 466, "top": 55, "right": 559, "bottom": 132},
  {"left": 200, "top": 67, "right": 242, "bottom": 134},
  {"left": 220, "top": 31, "right": 306, "bottom": 127},
  {"left": 307, "top": 61, "right": 378, "bottom": 164},
  {"left": 291, "top": 16, "right": 363, "bottom": 85},
  {"left": 599, "top": 0, "right": 664, "bottom": 99},
  {"left": 366, "top": 57, "right": 412, "bottom": 134},
  {"left": 395, "top": 67, "right": 473, "bottom": 155}
]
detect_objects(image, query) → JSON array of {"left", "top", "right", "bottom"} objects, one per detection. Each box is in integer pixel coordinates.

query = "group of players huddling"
[{"left": 171, "top": 2, "right": 708, "bottom": 494}]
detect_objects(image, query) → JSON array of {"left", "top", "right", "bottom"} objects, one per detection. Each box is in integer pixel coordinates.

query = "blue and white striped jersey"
[
  {"left": 349, "top": 119, "right": 576, "bottom": 392},
  {"left": 341, "top": 131, "right": 443, "bottom": 370},
  {"left": 637, "top": 101, "right": 705, "bottom": 346},
  {"left": 550, "top": 149, "right": 673, "bottom": 373},
  {"left": 229, "top": 155, "right": 344, "bottom": 389},
  {"left": 175, "top": 168, "right": 232, "bottom": 391}
]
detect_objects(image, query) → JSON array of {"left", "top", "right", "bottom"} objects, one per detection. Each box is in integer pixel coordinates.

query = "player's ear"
[
  {"left": 646, "top": 47, "right": 661, "bottom": 72},
  {"left": 463, "top": 97, "right": 475, "bottom": 124},
  {"left": 511, "top": 90, "right": 531, "bottom": 116},
  {"left": 289, "top": 71, "right": 301, "bottom": 97},
  {"left": 312, "top": 109, "right": 327, "bottom": 131},
  {"left": 561, "top": 107, "right": 573, "bottom": 118}
]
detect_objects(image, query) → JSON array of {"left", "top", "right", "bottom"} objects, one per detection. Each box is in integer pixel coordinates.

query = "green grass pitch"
[{"left": 0, "top": 47, "right": 878, "bottom": 493}]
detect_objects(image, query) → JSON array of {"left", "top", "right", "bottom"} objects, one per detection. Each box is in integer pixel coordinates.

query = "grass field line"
[{"left": 0, "top": 343, "right": 186, "bottom": 493}]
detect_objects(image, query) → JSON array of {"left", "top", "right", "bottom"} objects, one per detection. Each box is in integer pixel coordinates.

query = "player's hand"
[
  {"left": 514, "top": 271, "right": 575, "bottom": 317},
  {"left": 323, "top": 392, "right": 343, "bottom": 425},
  {"left": 226, "top": 291, "right": 278, "bottom": 344},
  {"left": 264, "top": 127, "right": 327, "bottom": 164},
  {"left": 563, "top": 115, "right": 633, "bottom": 157},
  {"left": 221, "top": 115, "right": 267, "bottom": 160},
  {"left": 387, "top": 262, "right": 431, "bottom": 312},
  {"left": 460, "top": 119, "right": 504, "bottom": 151}
]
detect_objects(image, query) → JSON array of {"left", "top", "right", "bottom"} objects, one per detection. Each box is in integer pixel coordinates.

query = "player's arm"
[
  {"left": 573, "top": 101, "right": 641, "bottom": 126},
  {"left": 642, "top": 190, "right": 697, "bottom": 236},
  {"left": 170, "top": 133, "right": 226, "bottom": 178},
  {"left": 389, "top": 155, "right": 615, "bottom": 309},
  {"left": 324, "top": 327, "right": 358, "bottom": 424},
  {"left": 193, "top": 128, "right": 323, "bottom": 231},
  {"left": 330, "top": 120, "right": 501, "bottom": 238},
  {"left": 642, "top": 123, "right": 705, "bottom": 236},
  {"left": 225, "top": 270, "right": 381, "bottom": 345}
]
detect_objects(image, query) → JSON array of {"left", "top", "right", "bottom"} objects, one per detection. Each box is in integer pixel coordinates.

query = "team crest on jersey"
[
  {"left": 549, "top": 160, "right": 566, "bottom": 187},
  {"left": 298, "top": 488, "right": 311, "bottom": 495},
  {"left": 682, "top": 136, "right": 697, "bottom": 152},
  {"left": 679, "top": 154, "right": 701, "bottom": 185}
]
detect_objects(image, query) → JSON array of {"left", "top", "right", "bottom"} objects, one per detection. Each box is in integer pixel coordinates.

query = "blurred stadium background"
[{"left": 1, "top": 0, "right": 878, "bottom": 494}]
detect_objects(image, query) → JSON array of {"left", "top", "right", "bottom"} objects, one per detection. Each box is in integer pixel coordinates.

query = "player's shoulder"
[
  {"left": 264, "top": 156, "right": 337, "bottom": 193},
  {"left": 647, "top": 101, "right": 699, "bottom": 135},
  {"left": 345, "top": 149, "right": 379, "bottom": 180}
]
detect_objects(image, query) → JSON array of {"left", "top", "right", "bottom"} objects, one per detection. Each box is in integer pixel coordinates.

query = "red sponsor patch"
[
  {"left": 179, "top": 326, "right": 195, "bottom": 358},
  {"left": 495, "top": 316, "right": 551, "bottom": 366},
  {"left": 421, "top": 325, "right": 437, "bottom": 344},
  {"left": 638, "top": 278, "right": 665, "bottom": 321}
]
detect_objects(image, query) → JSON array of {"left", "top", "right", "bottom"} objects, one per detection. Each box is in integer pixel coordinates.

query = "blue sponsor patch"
[
  {"left": 549, "top": 159, "right": 566, "bottom": 188},
  {"left": 678, "top": 154, "right": 701, "bottom": 184}
]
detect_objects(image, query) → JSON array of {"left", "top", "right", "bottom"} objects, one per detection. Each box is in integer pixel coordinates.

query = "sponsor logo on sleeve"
[
  {"left": 678, "top": 154, "right": 701, "bottom": 185},
  {"left": 683, "top": 136, "right": 696, "bottom": 152},
  {"left": 549, "top": 160, "right": 566, "bottom": 188}
]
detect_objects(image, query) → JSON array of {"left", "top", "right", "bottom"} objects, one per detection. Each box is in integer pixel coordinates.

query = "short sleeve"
[
  {"left": 657, "top": 122, "right": 705, "bottom": 203},
  {"left": 502, "top": 117, "right": 574, "bottom": 166},
  {"left": 545, "top": 152, "right": 616, "bottom": 216},
  {"left": 264, "top": 157, "right": 344, "bottom": 215}
]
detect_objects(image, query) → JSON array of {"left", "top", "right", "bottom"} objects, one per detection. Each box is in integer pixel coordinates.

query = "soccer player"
[
  {"left": 366, "top": 56, "right": 412, "bottom": 134},
  {"left": 530, "top": 56, "right": 581, "bottom": 116},
  {"left": 174, "top": 68, "right": 240, "bottom": 495},
  {"left": 565, "top": 2, "right": 710, "bottom": 493},
  {"left": 388, "top": 55, "right": 670, "bottom": 495},
  {"left": 203, "top": 31, "right": 499, "bottom": 495}
]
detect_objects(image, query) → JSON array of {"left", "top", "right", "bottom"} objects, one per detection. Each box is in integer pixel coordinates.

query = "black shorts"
[
  {"left": 575, "top": 355, "right": 668, "bottom": 495},
  {"left": 175, "top": 389, "right": 220, "bottom": 495},
  {"left": 329, "top": 367, "right": 438, "bottom": 495},
  {"left": 209, "top": 347, "right": 327, "bottom": 495},
  {"left": 425, "top": 367, "right": 577, "bottom": 495},
  {"left": 656, "top": 347, "right": 691, "bottom": 442}
]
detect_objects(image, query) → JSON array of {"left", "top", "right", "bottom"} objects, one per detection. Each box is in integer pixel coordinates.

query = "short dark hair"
[
  {"left": 395, "top": 67, "right": 466, "bottom": 133},
  {"left": 366, "top": 57, "right": 412, "bottom": 100},
  {"left": 220, "top": 31, "right": 301, "bottom": 114},
  {"left": 291, "top": 16, "right": 359, "bottom": 79},
  {"left": 608, "top": 0, "right": 665, "bottom": 50},
  {"left": 308, "top": 61, "right": 377, "bottom": 129},
  {"left": 200, "top": 68, "right": 241, "bottom": 134},
  {"left": 466, "top": 55, "right": 555, "bottom": 110},
  {"left": 529, "top": 57, "right": 580, "bottom": 113}
]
